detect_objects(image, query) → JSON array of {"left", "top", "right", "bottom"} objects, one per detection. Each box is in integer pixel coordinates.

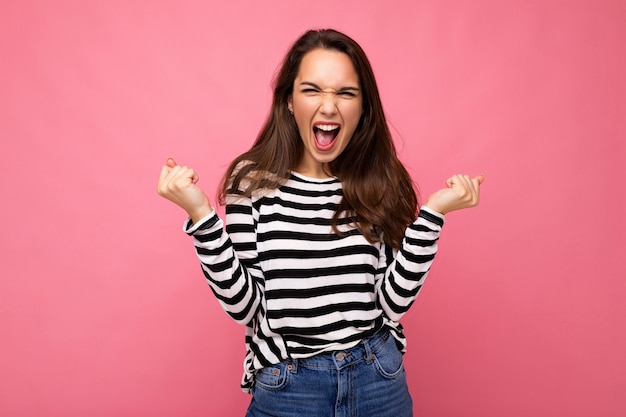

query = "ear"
[{"left": 287, "top": 96, "right": 293, "bottom": 113}]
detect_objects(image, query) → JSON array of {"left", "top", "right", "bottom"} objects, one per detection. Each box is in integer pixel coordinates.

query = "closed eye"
[{"left": 298, "top": 82, "right": 360, "bottom": 97}]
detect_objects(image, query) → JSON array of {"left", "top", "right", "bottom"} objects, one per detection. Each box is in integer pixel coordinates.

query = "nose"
[{"left": 319, "top": 93, "right": 338, "bottom": 115}]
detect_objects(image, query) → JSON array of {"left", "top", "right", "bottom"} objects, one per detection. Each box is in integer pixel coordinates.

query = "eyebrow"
[{"left": 299, "top": 81, "right": 360, "bottom": 92}]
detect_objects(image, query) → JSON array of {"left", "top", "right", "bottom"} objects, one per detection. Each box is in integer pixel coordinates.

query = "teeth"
[{"left": 315, "top": 124, "right": 340, "bottom": 131}]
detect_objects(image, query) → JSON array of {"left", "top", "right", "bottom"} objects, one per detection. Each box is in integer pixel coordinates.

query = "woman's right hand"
[{"left": 157, "top": 158, "right": 213, "bottom": 223}]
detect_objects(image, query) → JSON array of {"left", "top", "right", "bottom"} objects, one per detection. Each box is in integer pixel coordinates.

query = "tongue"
[{"left": 315, "top": 129, "right": 335, "bottom": 147}]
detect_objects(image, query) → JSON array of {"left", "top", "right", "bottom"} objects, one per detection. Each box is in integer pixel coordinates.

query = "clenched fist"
[
  {"left": 157, "top": 158, "right": 213, "bottom": 223},
  {"left": 425, "top": 174, "right": 485, "bottom": 215}
]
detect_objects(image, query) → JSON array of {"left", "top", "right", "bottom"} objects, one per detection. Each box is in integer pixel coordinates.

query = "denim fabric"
[{"left": 245, "top": 329, "right": 413, "bottom": 417}]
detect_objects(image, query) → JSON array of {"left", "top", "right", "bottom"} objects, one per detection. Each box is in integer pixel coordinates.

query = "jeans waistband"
[{"left": 288, "top": 328, "right": 391, "bottom": 372}]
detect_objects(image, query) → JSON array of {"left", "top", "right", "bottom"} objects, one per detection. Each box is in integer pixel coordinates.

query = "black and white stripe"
[{"left": 185, "top": 172, "right": 444, "bottom": 392}]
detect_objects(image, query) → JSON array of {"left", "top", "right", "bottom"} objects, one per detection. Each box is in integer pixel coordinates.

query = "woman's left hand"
[{"left": 425, "top": 174, "right": 485, "bottom": 215}]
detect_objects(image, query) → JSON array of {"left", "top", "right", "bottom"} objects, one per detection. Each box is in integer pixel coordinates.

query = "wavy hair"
[{"left": 219, "top": 29, "right": 418, "bottom": 249}]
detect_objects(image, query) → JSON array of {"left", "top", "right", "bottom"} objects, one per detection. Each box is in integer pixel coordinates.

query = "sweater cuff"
[
  {"left": 418, "top": 205, "right": 445, "bottom": 227},
  {"left": 183, "top": 209, "right": 219, "bottom": 235}
]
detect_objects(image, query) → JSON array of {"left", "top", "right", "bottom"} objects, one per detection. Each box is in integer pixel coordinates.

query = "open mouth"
[{"left": 313, "top": 124, "right": 340, "bottom": 151}]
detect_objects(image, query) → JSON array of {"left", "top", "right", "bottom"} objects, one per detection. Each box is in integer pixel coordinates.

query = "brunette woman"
[{"left": 158, "top": 28, "right": 484, "bottom": 417}]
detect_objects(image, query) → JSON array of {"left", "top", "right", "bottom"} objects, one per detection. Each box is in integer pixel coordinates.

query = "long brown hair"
[{"left": 219, "top": 29, "right": 418, "bottom": 249}]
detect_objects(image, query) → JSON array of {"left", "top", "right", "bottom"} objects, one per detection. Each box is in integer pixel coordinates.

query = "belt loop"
[
  {"left": 364, "top": 336, "right": 374, "bottom": 364},
  {"left": 287, "top": 358, "right": 298, "bottom": 374}
]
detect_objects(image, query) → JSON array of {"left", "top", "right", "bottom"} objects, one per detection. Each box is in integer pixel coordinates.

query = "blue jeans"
[{"left": 245, "top": 329, "right": 413, "bottom": 417}]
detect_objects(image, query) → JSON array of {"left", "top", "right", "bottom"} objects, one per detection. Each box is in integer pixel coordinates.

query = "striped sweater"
[{"left": 184, "top": 171, "right": 444, "bottom": 392}]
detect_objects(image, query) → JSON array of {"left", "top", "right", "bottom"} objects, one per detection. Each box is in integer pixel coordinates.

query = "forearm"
[
  {"left": 185, "top": 211, "right": 261, "bottom": 324},
  {"left": 377, "top": 206, "right": 444, "bottom": 321}
]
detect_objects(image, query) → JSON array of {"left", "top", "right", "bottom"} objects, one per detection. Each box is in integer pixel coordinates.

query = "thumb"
[
  {"left": 166, "top": 157, "right": 177, "bottom": 168},
  {"left": 474, "top": 174, "right": 486, "bottom": 184}
]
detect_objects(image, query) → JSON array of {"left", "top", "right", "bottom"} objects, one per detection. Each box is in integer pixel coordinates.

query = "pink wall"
[{"left": 1, "top": 0, "right": 624, "bottom": 416}]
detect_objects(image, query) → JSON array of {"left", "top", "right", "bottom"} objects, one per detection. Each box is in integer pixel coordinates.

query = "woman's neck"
[{"left": 293, "top": 161, "right": 332, "bottom": 179}]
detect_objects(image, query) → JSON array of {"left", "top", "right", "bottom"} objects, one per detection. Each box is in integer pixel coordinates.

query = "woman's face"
[{"left": 288, "top": 48, "right": 363, "bottom": 178}]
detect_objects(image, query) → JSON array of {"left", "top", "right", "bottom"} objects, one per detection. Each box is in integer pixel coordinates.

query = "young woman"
[{"left": 158, "top": 28, "right": 484, "bottom": 417}]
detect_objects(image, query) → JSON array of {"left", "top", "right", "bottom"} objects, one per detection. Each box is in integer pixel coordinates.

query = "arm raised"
[
  {"left": 157, "top": 158, "right": 213, "bottom": 223},
  {"left": 425, "top": 174, "right": 485, "bottom": 215}
]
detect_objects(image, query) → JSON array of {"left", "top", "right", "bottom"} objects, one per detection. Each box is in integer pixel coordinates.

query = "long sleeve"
[
  {"left": 184, "top": 194, "right": 263, "bottom": 325},
  {"left": 376, "top": 205, "right": 445, "bottom": 322}
]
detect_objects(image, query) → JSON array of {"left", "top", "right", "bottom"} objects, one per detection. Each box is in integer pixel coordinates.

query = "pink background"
[{"left": 1, "top": 0, "right": 624, "bottom": 416}]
